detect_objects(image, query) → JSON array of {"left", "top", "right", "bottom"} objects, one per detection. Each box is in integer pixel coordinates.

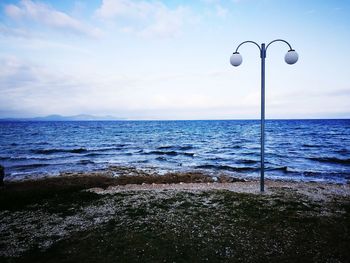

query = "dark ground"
[{"left": 0, "top": 171, "right": 349, "bottom": 263}]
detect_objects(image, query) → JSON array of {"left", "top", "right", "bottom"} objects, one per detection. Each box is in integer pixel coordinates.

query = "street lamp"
[{"left": 230, "top": 39, "right": 298, "bottom": 192}]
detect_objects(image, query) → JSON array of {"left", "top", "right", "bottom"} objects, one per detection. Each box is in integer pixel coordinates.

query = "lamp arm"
[
  {"left": 235, "top": 41, "right": 261, "bottom": 53},
  {"left": 266, "top": 39, "right": 293, "bottom": 51}
]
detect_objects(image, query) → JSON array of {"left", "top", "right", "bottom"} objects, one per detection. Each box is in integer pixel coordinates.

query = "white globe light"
[
  {"left": 285, "top": 50, "right": 298, "bottom": 65},
  {"left": 230, "top": 52, "right": 242, "bottom": 67}
]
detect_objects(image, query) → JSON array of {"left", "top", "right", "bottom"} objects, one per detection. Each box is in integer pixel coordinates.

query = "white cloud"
[
  {"left": 0, "top": 56, "right": 80, "bottom": 94},
  {"left": 5, "top": 4, "right": 23, "bottom": 18},
  {"left": 0, "top": 56, "right": 244, "bottom": 118},
  {"left": 0, "top": 23, "right": 33, "bottom": 38},
  {"left": 215, "top": 5, "right": 228, "bottom": 18},
  {"left": 201, "top": 0, "right": 229, "bottom": 19},
  {"left": 95, "top": 0, "right": 193, "bottom": 38},
  {"left": 4, "top": 0, "right": 102, "bottom": 38},
  {"left": 1, "top": 55, "right": 349, "bottom": 119}
]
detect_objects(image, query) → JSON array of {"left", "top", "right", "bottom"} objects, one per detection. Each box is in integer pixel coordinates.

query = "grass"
[
  {"left": 0, "top": 170, "right": 242, "bottom": 212},
  {"left": 0, "top": 176, "right": 109, "bottom": 212},
  {"left": 0, "top": 174, "right": 349, "bottom": 262}
]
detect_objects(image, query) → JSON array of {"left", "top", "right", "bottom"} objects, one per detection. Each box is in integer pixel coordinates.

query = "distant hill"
[{"left": 0, "top": 114, "right": 125, "bottom": 121}]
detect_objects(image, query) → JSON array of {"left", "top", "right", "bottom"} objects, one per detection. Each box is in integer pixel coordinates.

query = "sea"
[{"left": 0, "top": 119, "right": 349, "bottom": 183}]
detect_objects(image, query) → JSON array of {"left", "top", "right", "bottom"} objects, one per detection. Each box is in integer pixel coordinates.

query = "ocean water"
[{"left": 0, "top": 119, "right": 349, "bottom": 183}]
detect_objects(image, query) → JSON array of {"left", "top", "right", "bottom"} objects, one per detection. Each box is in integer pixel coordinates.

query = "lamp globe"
[
  {"left": 285, "top": 50, "right": 298, "bottom": 64},
  {"left": 230, "top": 52, "right": 242, "bottom": 67}
]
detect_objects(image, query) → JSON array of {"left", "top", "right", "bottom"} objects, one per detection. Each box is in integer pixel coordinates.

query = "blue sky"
[{"left": 0, "top": 0, "right": 349, "bottom": 119}]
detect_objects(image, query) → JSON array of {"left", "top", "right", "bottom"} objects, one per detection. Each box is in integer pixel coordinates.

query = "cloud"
[
  {"left": 2, "top": 57, "right": 79, "bottom": 89},
  {"left": 1, "top": 55, "right": 349, "bottom": 119},
  {"left": 95, "top": 0, "right": 193, "bottom": 38},
  {"left": 4, "top": 0, "right": 102, "bottom": 38},
  {"left": 215, "top": 5, "right": 228, "bottom": 18},
  {"left": 0, "top": 56, "right": 157, "bottom": 117},
  {"left": 0, "top": 56, "right": 243, "bottom": 118},
  {"left": 201, "top": 0, "right": 229, "bottom": 19},
  {"left": 0, "top": 56, "right": 38, "bottom": 86},
  {"left": 0, "top": 23, "right": 33, "bottom": 38},
  {"left": 0, "top": 56, "right": 87, "bottom": 115},
  {"left": 326, "top": 89, "right": 350, "bottom": 97}
]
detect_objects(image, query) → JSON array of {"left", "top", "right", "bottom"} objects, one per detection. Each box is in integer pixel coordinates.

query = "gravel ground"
[
  {"left": 1, "top": 171, "right": 349, "bottom": 262},
  {"left": 88, "top": 180, "right": 350, "bottom": 202}
]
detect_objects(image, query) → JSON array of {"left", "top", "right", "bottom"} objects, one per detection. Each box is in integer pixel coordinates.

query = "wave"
[
  {"left": 84, "top": 147, "right": 130, "bottom": 156},
  {"left": 300, "top": 171, "right": 350, "bottom": 178},
  {"left": 308, "top": 157, "right": 350, "bottom": 165},
  {"left": 12, "top": 163, "right": 51, "bottom": 170},
  {"left": 266, "top": 166, "right": 288, "bottom": 172},
  {"left": 157, "top": 145, "right": 193, "bottom": 151},
  {"left": 302, "top": 144, "right": 321, "bottom": 148},
  {"left": 237, "top": 159, "right": 258, "bottom": 164},
  {"left": 271, "top": 166, "right": 350, "bottom": 176},
  {"left": 231, "top": 145, "right": 242, "bottom": 149},
  {"left": 33, "top": 148, "right": 88, "bottom": 154},
  {"left": 85, "top": 144, "right": 129, "bottom": 153},
  {"left": 145, "top": 151, "right": 194, "bottom": 157},
  {"left": 115, "top": 144, "right": 127, "bottom": 147},
  {"left": 334, "top": 148, "right": 350, "bottom": 154},
  {"left": 0, "top": 156, "right": 56, "bottom": 161},
  {"left": 195, "top": 164, "right": 256, "bottom": 172},
  {"left": 81, "top": 152, "right": 103, "bottom": 157},
  {"left": 90, "top": 147, "right": 122, "bottom": 152},
  {"left": 196, "top": 164, "right": 291, "bottom": 173},
  {"left": 206, "top": 157, "right": 229, "bottom": 162},
  {"left": 136, "top": 160, "right": 149, "bottom": 163},
  {"left": 79, "top": 160, "right": 95, "bottom": 165}
]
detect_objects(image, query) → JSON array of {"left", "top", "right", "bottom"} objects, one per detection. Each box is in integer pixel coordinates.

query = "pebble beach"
[{"left": 1, "top": 167, "right": 349, "bottom": 262}]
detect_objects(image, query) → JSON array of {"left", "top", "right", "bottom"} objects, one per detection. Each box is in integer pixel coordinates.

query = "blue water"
[{"left": 0, "top": 119, "right": 349, "bottom": 183}]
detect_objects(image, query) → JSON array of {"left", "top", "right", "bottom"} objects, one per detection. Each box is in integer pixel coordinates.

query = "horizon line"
[{"left": 0, "top": 117, "right": 349, "bottom": 121}]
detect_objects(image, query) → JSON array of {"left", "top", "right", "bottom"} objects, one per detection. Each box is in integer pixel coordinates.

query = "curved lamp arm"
[
  {"left": 231, "top": 39, "right": 298, "bottom": 66},
  {"left": 231, "top": 41, "right": 261, "bottom": 66},
  {"left": 235, "top": 40, "right": 261, "bottom": 53},
  {"left": 266, "top": 39, "right": 293, "bottom": 51}
]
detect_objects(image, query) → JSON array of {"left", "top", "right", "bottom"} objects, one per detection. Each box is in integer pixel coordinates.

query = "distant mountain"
[{"left": 0, "top": 114, "right": 125, "bottom": 121}]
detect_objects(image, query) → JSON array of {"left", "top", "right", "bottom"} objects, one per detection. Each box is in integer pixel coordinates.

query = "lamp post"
[{"left": 230, "top": 39, "right": 298, "bottom": 192}]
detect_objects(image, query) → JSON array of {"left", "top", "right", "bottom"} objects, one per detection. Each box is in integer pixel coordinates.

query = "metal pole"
[
  {"left": 260, "top": 43, "right": 266, "bottom": 192},
  {"left": 232, "top": 39, "right": 297, "bottom": 192}
]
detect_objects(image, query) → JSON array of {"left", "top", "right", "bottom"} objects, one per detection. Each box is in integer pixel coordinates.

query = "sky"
[{"left": 0, "top": 0, "right": 349, "bottom": 120}]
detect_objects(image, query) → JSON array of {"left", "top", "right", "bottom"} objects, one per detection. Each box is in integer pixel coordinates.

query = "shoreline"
[
  {"left": 3, "top": 164, "right": 350, "bottom": 185},
  {"left": 3, "top": 169, "right": 349, "bottom": 202}
]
